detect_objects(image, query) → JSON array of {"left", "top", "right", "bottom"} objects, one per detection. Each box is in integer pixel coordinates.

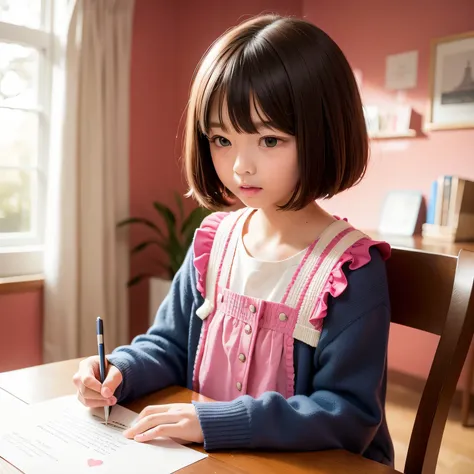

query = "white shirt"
[{"left": 229, "top": 233, "right": 306, "bottom": 302}]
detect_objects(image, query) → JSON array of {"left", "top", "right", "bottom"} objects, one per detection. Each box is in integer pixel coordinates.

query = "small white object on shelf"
[
  {"left": 370, "top": 130, "right": 417, "bottom": 139},
  {"left": 378, "top": 190, "right": 422, "bottom": 236}
]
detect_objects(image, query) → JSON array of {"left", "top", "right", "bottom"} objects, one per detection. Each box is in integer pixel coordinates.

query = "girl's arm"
[
  {"left": 107, "top": 246, "right": 198, "bottom": 403},
  {"left": 193, "top": 249, "right": 391, "bottom": 457}
]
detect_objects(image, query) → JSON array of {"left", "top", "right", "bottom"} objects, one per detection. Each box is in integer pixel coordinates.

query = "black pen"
[{"left": 96, "top": 317, "right": 109, "bottom": 425}]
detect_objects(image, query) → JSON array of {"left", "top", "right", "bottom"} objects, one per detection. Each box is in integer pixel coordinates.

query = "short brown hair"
[{"left": 184, "top": 14, "right": 368, "bottom": 211}]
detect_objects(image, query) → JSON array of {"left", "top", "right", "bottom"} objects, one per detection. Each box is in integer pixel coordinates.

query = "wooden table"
[
  {"left": 0, "top": 359, "right": 402, "bottom": 474},
  {"left": 363, "top": 231, "right": 474, "bottom": 257}
]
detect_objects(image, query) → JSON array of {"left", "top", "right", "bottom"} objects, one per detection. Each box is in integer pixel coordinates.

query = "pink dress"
[{"left": 192, "top": 208, "right": 390, "bottom": 402}]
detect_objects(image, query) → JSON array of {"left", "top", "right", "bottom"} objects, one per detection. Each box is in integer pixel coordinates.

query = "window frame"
[{"left": 0, "top": 0, "right": 53, "bottom": 277}]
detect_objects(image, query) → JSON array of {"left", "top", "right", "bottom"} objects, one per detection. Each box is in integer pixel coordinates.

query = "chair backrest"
[{"left": 386, "top": 247, "right": 474, "bottom": 474}]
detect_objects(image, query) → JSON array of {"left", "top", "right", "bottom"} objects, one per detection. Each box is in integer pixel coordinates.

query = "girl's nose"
[{"left": 233, "top": 152, "right": 256, "bottom": 176}]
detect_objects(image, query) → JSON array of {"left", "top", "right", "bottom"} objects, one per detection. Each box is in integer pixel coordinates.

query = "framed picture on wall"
[{"left": 428, "top": 31, "right": 474, "bottom": 130}]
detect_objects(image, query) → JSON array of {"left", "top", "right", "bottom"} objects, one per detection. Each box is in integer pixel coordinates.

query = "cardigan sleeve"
[{"left": 107, "top": 244, "right": 199, "bottom": 403}]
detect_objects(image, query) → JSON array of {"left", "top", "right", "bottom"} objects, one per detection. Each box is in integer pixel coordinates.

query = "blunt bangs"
[{"left": 196, "top": 22, "right": 295, "bottom": 137}]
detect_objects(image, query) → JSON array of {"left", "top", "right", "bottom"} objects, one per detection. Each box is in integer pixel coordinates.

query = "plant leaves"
[
  {"left": 153, "top": 201, "right": 183, "bottom": 271},
  {"left": 148, "top": 259, "right": 174, "bottom": 280},
  {"left": 127, "top": 273, "right": 152, "bottom": 287},
  {"left": 182, "top": 207, "right": 211, "bottom": 248},
  {"left": 117, "top": 217, "right": 164, "bottom": 239},
  {"left": 159, "top": 262, "right": 174, "bottom": 279},
  {"left": 123, "top": 201, "right": 211, "bottom": 284},
  {"left": 130, "top": 240, "right": 166, "bottom": 254},
  {"left": 166, "top": 233, "right": 184, "bottom": 274},
  {"left": 170, "top": 260, "right": 182, "bottom": 278},
  {"left": 154, "top": 203, "right": 180, "bottom": 245},
  {"left": 153, "top": 201, "right": 176, "bottom": 232},
  {"left": 174, "top": 192, "right": 184, "bottom": 224},
  {"left": 181, "top": 207, "right": 209, "bottom": 234}
]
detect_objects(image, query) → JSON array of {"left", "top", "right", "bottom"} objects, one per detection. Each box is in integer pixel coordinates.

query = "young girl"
[{"left": 74, "top": 13, "right": 394, "bottom": 466}]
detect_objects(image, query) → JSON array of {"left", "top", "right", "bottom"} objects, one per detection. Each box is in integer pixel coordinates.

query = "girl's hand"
[
  {"left": 123, "top": 403, "right": 204, "bottom": 444},
  {"left": 72, "top": 356, "right": 122, "bottom": 408}
]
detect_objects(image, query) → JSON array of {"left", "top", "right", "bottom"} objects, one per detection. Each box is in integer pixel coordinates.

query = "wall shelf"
[{"left": 369, "top": 130, "right": 417, "bottom": 140}]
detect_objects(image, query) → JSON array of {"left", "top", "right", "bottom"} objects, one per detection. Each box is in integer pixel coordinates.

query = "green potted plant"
[{"left": 118, "top": 193, "right": 211, "bottom": 323}]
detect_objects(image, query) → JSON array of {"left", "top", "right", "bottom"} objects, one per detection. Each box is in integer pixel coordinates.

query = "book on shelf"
[{"left": 424, "top": 175, "right": 474, "bottom": 242}]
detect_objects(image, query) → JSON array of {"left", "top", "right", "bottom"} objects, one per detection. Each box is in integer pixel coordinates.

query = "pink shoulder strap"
[
  {"left": 195, "top": 208, "right": 249, "bottom": 320},
  {"left": 284, "top": 220, "right": 367, "bottom": 347}
]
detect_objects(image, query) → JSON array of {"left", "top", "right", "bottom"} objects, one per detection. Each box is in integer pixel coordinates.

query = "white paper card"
[
  {"left": 385, "top": 51, "right": 418, "bottom": 90},
  {"left": 0, "top": 395, "right": 207, "bottom": 473},
  {"left": 0, "top": 390, "right": 28, "bottom": 436}
]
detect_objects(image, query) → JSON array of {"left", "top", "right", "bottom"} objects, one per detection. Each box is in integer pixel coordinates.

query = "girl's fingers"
[
  {"left": 77, "top": 392, "right": 116, "bottom": 408},
  {"left": 81, "top": 373, "right": 102, "bottom": 392},
  {"left": 73, "top": 359, "right": 102, "bottom": 394},
  {"left": 78, "top": 359, "right": 102, "bottom": 392},
  {"left": 73, "top": 357, "right": 121, "bottom": 408},
  {"left": 123, "top": 412, "right": 181, "bottom": 439},
  {"left": 101, "top": 364, "right": 123, "bottom": 398},
  {"left": 136, "top": 404, "right": 171, "bottom": 421},
  {"left": 134, "top": 422, "right": 185, "bottom": 443},
  {"left": 79, "top": 385, "right": 115, "bottom": 401}
]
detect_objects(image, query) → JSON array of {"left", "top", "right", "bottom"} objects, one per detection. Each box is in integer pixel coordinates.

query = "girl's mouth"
[{"left": 239, "top": 185, "right": 262, "bottom": 196}]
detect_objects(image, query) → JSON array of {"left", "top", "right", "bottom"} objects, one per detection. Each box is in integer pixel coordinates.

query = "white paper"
[
  {"left": 0, "top": 395, "right": 207, "bottom": 474},
  {"left": 385, "top": 50, "right": 418, "bottom": 90},
  {"left": 0, "top": 390, "right": 28, "bottom": 436}
]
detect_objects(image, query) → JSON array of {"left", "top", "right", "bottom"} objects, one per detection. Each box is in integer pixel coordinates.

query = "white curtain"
[{"left": 43, "top": 0, "right": 135, "bottom": 362}]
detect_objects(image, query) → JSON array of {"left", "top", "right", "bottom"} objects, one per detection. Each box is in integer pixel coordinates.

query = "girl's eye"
[
  {"left": 211, "top": 136, "right": 231, "bottom": 147},
  {"left": 261, "top": 137, "right": 279, "bottom": 148}
]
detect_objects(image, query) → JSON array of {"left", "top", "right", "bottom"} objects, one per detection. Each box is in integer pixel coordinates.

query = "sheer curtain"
[{"left": 43, "top": 0, "right": 135, "bottom": 362}]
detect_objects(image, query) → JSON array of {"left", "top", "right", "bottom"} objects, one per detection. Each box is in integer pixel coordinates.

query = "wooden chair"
[{"left": 386, "top": 247, "right": 474, "bottom": 474}]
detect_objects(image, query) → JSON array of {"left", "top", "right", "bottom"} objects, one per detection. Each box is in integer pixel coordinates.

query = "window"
[{"left": 0, "top": 0, "right": 52, "bottom": 277}]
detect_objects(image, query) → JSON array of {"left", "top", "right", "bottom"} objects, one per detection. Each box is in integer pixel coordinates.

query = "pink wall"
[
  {"left": 0, "top": 291, "right": 43, "bottom": 372},
  {"left": 303, "top": 0, "right": 474, "bottom": 390},
  {"left": 127, "top": 0, "right": 180, "bottom": 337}
]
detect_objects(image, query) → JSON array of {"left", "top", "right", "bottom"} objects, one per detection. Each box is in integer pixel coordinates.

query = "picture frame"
[{"left": 427, "top": 31, "right": 474, "bottom": 130}]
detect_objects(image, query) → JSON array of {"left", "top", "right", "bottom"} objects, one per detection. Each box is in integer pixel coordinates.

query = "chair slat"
[{"left": 387, "top": 248, "right": 457, "bottom": 335}]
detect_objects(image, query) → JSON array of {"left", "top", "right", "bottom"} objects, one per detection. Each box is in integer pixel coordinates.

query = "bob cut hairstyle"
[{"left": 184, "top": 14, "right": 368, "bottom": 211}]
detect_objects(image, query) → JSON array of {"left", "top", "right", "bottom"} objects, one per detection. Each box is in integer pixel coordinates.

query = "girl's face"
[{"left": 207, "top": 101, "right": 299, "bottom": 210}]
